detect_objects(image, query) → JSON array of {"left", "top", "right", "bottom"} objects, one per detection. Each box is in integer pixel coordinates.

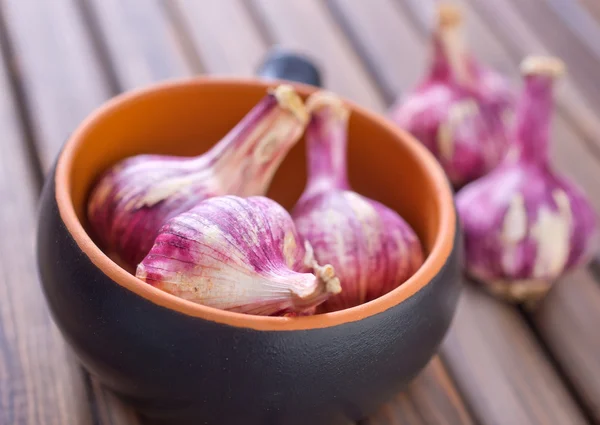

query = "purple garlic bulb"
[
  {"left": 292, "top": 91, "right": 424, "bottom": 312},
  {"left": 389, "top": 3, "right": 513, "bottom": 188},
  {"left": 456, "top": 56, "right": 598, "bottom": 303},
  {"left": 136, "top": 195, "right": 341, "bottom": 316},
  {"left": 88, "top": 85, "right": 308, "bottom": 268}
]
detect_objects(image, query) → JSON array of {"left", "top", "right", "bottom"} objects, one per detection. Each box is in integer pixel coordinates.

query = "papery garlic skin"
[
  {"left": 389, "top": 3, "right": 513, "bottom": 188},
  {"left": 456, "top": 56, "right": 598, "bottom": 302},
  {"left": 88, "top": 85, "right": 308, "bottom": 268},
  {"left": 292, "top": 92, "right": 424, "bottom": 312},
  {"left": 136, "top": 196, "right": 341, "bottom": 316}
]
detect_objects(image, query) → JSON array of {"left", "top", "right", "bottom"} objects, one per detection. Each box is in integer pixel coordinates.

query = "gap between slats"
[
  {"left": 0, "top": 2, "right": 96, "bottom": 424},
  {"left": 0, "top": 0, "right": 140, "bottom": 424},
  {"left": 0, "top": 4, "right": 44, "bottom": 190}
]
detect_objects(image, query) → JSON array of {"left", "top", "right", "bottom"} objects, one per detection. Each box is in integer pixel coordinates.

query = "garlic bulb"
[
  {"left": 136, "top": 195, "right": 341, "bottom": 316},
  {"left": 456, "top": 56, "right": 598, "bottom": 303},
  {"left": 389, "top": 3, "right": 513, "bottom": 188},
  {"left": 88, "top": 85, "right": 308, "bottom": 268},
  {"left": 292, "top": 92, "right": 424, "bottom": 312}
]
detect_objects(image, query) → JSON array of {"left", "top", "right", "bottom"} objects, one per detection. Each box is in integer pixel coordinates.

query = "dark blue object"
[{"left": 257, "top": 48, "right": 322, "bottom": 87}]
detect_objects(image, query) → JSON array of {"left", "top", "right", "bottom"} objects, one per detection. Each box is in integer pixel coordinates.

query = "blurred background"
[{"left": 1, "top": 1, "right": 599, "bottom": 425}]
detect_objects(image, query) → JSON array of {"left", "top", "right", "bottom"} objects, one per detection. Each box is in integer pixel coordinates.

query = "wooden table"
[{"left": 1, "top": 1, "right": 599, "bottom": 424}]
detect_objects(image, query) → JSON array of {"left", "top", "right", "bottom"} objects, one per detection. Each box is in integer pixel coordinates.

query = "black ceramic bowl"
[{"left": 37, "top": 71, "right": 460, "bottom": 425}]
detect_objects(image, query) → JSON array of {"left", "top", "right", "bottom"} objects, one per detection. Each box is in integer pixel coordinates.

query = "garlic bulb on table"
[
  {"left": 389, "top": 3, "right": 513, "bottom": 188},
  {"left": 87, "top": 85, "right": 308, "bottom": 268},
  {"left": 456, "top": 56, "right": 598, "bottom": 303},
  {"left": 292, "top": 92, "right": 424, "bottom": 312},
  {"left": 136, "top": 195, "right": 341, "bottom": 316}
]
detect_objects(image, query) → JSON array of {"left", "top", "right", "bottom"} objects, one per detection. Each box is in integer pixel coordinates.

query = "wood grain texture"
[
  {"left": 530, "top": 269, "right": 600, "bottom": 421},
  {"left": 502, "top": 0, "right": 600, "bottom": 114},
  {"left": 82, "top": 0, "right": 192, "bottom": 90},
  {"left": 461, "top": 0, "right": 600, "bottom": 158},
  {"left": 172, "top": 2, "right": 474, "bottom": 423},
  {"left": 545, "top": 0, "right": 600, "bottom": 67},
  {"left": 361, "top": 358, "right": 474, "bottom": 425},
  {"left": 444, "top": 284, "right": 588, "bottom": 425},
  {"left": 172, "top": 0, "right": 267, "bottom": 75},
  {"left": 0, "top": 29, "right": 93, "bottom": 425},
  {"left": 248, "top": 0, "right": 384, "bottom": 111},
  {"left": 578, "top": 0, "right": 600, "bottom": 24},
  {"left": 325, "top": 0, "right": 426, "bottom": 105},
  {"left": 1, "top": 0, "right": 140, "bottom": 423},
  {"left": 1, "top": 0, "right": 111, "bottom": 170}
]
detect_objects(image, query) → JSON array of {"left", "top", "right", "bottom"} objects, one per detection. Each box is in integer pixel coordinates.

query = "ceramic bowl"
[{"left": 37, "top": 77, "right": 461, "bottom": 425}]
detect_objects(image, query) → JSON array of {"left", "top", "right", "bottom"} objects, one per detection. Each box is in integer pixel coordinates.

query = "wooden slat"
[
  {"left": 2, "top": 0, "right": 111, "bottom": 170},
  {"left": 362, "top": 357, "right": 474, "bottom": 425},
  {"left": 400, "top": 0, "right": 600, "bottom": 421},
  {"left": 578, "top": 0, "right": 600, "bottom": 25},
  {"left": 444, "top": 285, "right": 588, "bottom": 425},
  {"left": 92, "top": 380, "right": 142, "bottom": 425},
  {"left": 249, "top": 0, "right": 383, "bottom": 111},
  {"left": 172, "top": 0, "right": 267, "bottom": 75},
  {"left": 1, "top": 0, "right": 140, "bottom": 424},
  {"left": 503, "top": 0, "right": 600, "bottom": 115},
  {"left": 325, "top": 0, "right": 426, "bottom": 104},
  {"left": 546, "top": 0, "right": 600, "bottom": 66},
  {"left": 83, "top": 0, "right": 192, "bottom": 90},
  {"left": 461, "top": 0, "right": 600, "bottom": 158},
  {"left": 531, "top": 269, "right": 600, "bottom": 421},
  {"left": 172, "top": 2, "right": 474, "bottom": 424},
  {"left": 0, "top": 23, "right": 93, "bottom": 425},
  {"left": 329, "top": 1, "right": 591, "bottom": 424}
]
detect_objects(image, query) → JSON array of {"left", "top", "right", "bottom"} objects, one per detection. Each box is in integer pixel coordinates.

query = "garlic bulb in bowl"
[
  {"left": 293, "top": 91, "right": 424, "bottom": 311},
  {"left": 137, "top": 195, "right": 341, "bottom": 316}
]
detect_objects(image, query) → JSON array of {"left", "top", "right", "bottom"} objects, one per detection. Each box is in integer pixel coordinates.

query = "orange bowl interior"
[{"left": 56, "top": 78, "right": 456, "bottom": 330}]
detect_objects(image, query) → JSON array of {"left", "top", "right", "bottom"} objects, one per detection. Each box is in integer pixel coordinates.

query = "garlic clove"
[
  {"left": 293, "top": 91, "right": 424, "bottom": 311},
  {"left": 87, "top": 85, "right": 308, "bottom": 268},
  {"left": 136, "top": 196, "right": 341, "bottom": 316},
  {"left": 389, "top": 2, "right": 513, "bottom": 188},
  {"left": 456, "top": 56, "right": 598, "bottom": 303}
]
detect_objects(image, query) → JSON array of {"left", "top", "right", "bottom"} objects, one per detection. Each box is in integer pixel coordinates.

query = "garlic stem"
[
  {"left": 203, "top": 85, "right": 308, "bottom": 197},
  {"left": 87, "top": 85, "right": 308, "bottom": 268},
  {"left": 270, "top": 84, "right": 310, "bottom": 124},
  {"left": 514, "top": 57, "right": 564, "bottom": 165},
  {"left": 434, "top": 3, "right": 472, "bottom": 87},
  {"left": 303, "top": 92, "right": 351, "bottom": 197}
]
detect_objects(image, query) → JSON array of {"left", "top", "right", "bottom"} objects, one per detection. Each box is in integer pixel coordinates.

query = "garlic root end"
[
  {"left": 270, "top": 84, "right": 309, "bottom": 125},
  {"left": 305, "top": 91, "right": 350, "bottom": 121},
  {"left": 437, "top": 3, "right": 463, "bottom": 29},
  {"left": 479, "top": 277, "right": 552, "bottom": 304},
  {"left": 314, "top": 263, "right": 343, "bottom": 295},
  {"left": 520, "top": 56, "right": 565, "bottom": 78}
]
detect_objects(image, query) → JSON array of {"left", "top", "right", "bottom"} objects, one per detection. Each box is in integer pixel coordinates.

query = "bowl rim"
[{"left": 54, "top": 76, "right": 456, "bottom": 331}]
